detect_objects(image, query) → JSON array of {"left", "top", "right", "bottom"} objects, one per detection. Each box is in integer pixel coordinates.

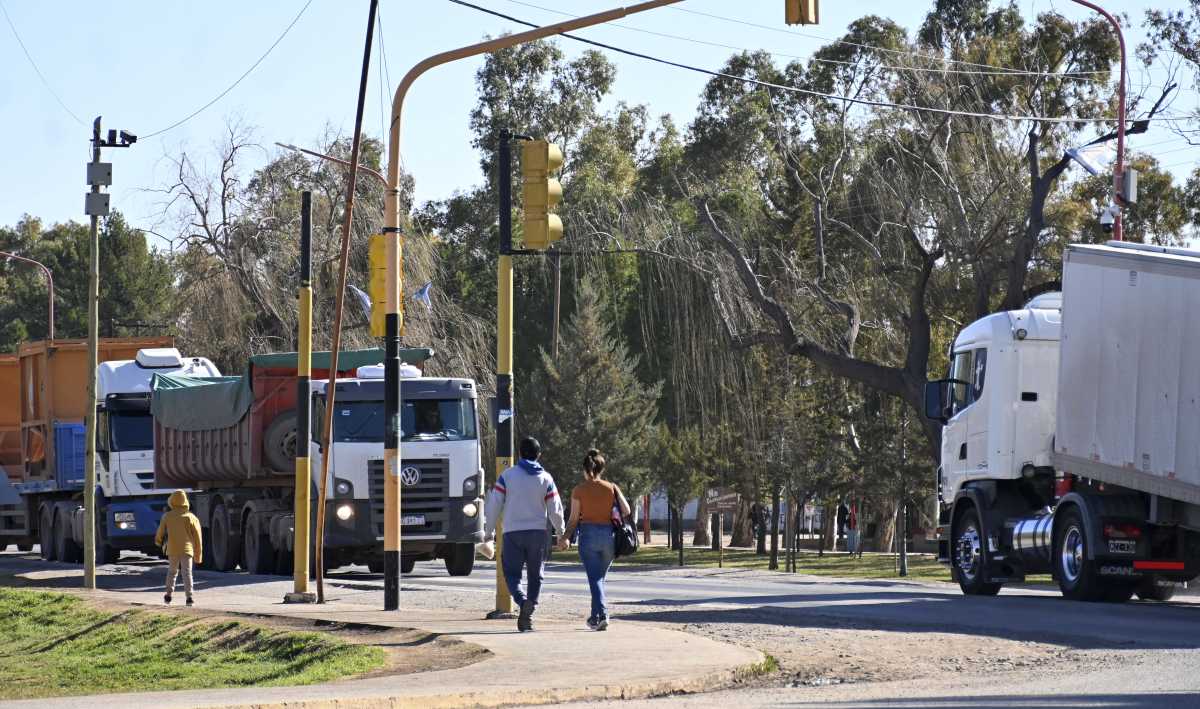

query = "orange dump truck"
[{"left": 0, "top": 338, "right": 221, "bottom": 562}]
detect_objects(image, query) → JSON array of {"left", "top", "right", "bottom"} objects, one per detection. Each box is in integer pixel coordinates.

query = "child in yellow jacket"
[{"left": 155, "top": 490, "right": 203, "bottom": 606}]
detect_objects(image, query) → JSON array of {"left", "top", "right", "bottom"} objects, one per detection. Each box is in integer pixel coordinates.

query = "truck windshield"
[
  {"left": 109, "top": 412, "right": 154, "bottom": 452},
  {"left": 315, "top": 398, "right": 478, "bottom": 442},
  {"left": 403, "top": 399, "right": 477, "bottom": 441}
]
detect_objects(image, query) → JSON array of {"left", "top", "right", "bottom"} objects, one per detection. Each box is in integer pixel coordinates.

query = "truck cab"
[
  {"left": 309, "top": 365, "right": 484, "bottom": 575},
  {"left": 929, "top": 293, "right": 1062, "bottom": 506}
]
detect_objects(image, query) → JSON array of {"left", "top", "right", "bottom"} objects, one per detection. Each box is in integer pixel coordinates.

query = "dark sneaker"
[
  {"left": 586, "top": 616, "right": 599, "bottom": 630},
  {"left": 595, "top": 617, "right": 609, "bottom": 631},
  {"left": 517, "top": 600, "right": 535, "bottom": 632},
  {"left": 185, "top": 596, "right": 194, "bottom": 607},
  {"left": 164, "top": 594, "right": 172, "bottom": 605}
]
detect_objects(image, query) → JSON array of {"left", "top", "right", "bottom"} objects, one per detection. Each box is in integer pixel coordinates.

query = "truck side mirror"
[{"left": 924, "top": 380, "right": 949, "bottom": 423}]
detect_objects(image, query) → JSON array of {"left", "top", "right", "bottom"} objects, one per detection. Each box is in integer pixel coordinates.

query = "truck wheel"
[
  {"left": 1055, "top": 507, "right": 1105, "bottom": 601},
  {"left": 263, "top": 410, "right": 298, "bottom": 473},
  {"left": 211, "top": 502, "right": 240, "bottom": 572},
  {"left": 39, "top": 507, "right": 57, "bottom": 561},
  {"left": 402, "top": 556, "right": 416, "bottom": 574},
  {"left": 367, "top": 559, "right": 384, "bottom": 574},
  {"left": 444, "top": 544, "right": 475, "bottom": 577},
  {"left": 242, "top": 518, "right": 277, "bottom": 575},
  {"left": 17, "top": 542, "right": 33, "bottom": 553},
  {"left": 1136, "top": 575, "right": 1177, "bottom": 602},
  {"left": 274, "top": 545, "right": 293, "bottom": 576},
  {"left": 952, "top": 507, "right": 1001, "bottom": 596},
  {"left": 198, "top": 526, "right": 215, "bottom": 570},
  {"left": 55, "top": 507, "right": 82, "bottom": 564}
]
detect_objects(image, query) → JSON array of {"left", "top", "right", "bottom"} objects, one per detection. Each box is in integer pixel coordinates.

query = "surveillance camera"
[{"left": 119, "top": 130, "right": 137, "bottom": 145}]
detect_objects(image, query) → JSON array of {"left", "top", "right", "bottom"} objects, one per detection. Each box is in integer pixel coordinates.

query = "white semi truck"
[{"left": 926, "top": 241, "right": 1200, "bottom": 602}]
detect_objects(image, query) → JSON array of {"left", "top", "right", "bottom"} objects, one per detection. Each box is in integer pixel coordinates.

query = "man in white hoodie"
[{"left": 484, "top": 436, "right": 565, "bottom": 632}]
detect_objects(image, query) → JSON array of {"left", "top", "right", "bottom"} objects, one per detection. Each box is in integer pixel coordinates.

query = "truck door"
[
  {"left": 965, "top": 348, "right": 989, "bottom": 473},
  {"left": 942, "top": 349, "right": 976, "bottom": 483}
]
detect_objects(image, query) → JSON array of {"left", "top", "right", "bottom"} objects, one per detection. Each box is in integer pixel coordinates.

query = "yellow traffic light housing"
[
  {"left": 368, "top": 234, "right": 387, "bottom": 337},
  {"left": 521, "top": 139, "right": 564, "bottom": 250},
  {"left": 785, "top": 0, "right": 818, "bottom": 25}
]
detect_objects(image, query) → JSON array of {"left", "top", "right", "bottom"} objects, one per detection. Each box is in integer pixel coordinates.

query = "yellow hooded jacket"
[{"left": 155, "top": 490, "right": 203, "bottom": 562}]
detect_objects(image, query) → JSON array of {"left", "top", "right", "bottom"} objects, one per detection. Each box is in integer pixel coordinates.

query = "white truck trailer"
[{"left": 926, "top": 241, "right": 1200, "bottom": 601}]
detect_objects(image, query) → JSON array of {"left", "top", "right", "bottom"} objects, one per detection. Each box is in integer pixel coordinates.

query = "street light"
[{"left": 0, "top": 251, "right": 53, "bottom": 341}]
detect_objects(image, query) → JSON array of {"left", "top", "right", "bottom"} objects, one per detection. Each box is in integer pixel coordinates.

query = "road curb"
[{"left": 196, "top": 655, "right": 770, "bottom": 709}]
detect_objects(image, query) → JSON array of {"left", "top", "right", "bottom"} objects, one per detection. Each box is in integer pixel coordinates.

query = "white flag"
[{"left": 1066, "top": 141, "right": 1116, "bottom": 176}]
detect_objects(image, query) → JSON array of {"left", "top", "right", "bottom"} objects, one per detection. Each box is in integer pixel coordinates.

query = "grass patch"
[{"left": 0, "top": 588, "right": 385, "bottom": 699}]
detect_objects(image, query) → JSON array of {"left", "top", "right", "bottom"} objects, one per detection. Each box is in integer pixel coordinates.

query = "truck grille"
[{"left": 368, "top": 458, "right": 449, "bottom": 538}]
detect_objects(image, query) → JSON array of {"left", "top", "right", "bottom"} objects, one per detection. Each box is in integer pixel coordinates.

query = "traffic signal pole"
[
  {"left": 286, "top": 192, "right": 316, "bottom": 604},
  {"left": 382, "top": 0, "right": 682, "bottom": 613},
  {"left": 491, "top": 130, "right": 517, "bottom": 617}
]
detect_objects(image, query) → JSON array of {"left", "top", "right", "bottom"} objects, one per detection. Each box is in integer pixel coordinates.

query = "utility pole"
[
  {"left": 285, "top": 191, "right": 317, "bottom": 604},
  {"left": 82, "top": 117, "right": 133, "bottom": 590},
  {"left": 382, "top": 0, "right": 683, "bottom": 614}
]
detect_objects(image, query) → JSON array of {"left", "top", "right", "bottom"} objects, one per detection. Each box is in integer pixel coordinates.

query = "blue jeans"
[
  {"left": 502, "top": 529, "right": 548, "bottom": 608},
  {"left": 578, "top": 523, "right": 615, "bottom": 620}
]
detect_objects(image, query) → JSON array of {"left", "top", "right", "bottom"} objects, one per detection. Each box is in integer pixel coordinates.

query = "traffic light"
[
  {"left": 368, "top": 234, "right": 387, "bottom": 337},
  {"left": 521, "top": 139, "right": 563, "bottom": 250},
  {"left": 785, "top": 0, "right": 818, "bottom": 25}
]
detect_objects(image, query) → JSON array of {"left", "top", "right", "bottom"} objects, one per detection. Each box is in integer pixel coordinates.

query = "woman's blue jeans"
[{"left": 578, "top": 523, "right": 616, "bottom": 620}]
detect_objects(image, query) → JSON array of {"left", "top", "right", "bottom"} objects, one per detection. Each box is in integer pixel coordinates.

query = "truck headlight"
[
  {"left": 336, "top": 504, "right": 354, "bottom": 521},
  {"left": 462, "top": 502, "right": 478, "bottom": 518},
  {"left": 114, "top": 512, "right": 136, "bottom": 530},
  {"left": 463, "top": 474, "right": 480, "bottom": 497}
]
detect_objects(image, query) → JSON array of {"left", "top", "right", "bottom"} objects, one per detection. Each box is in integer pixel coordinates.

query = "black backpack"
[{"left": 611, "top": 486, "right": 639, "bottom": 558}]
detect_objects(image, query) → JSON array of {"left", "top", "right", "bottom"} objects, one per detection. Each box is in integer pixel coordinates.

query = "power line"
[
  {"left": 0, "top": 0, "right": 84, "bottom": 126},
  {"left": 500, "top": 0, "right": 1108, "bottom": 81},
  {"left": 143, "top": 0, "right": 314, "bottom": 139},
  {"left": 445, "top": 0, "right": 1152, "bottom": 126}
]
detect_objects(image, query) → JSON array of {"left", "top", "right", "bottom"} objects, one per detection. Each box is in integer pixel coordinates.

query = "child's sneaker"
[
  {"left": 185, "top": 596, "right": 194, "bottom": 607},
  {"left": 164, "top": 594, "right": 172, "bottom": 605},
  {"left": 595, "top": 617, "right": 608, "bottom": 631}
]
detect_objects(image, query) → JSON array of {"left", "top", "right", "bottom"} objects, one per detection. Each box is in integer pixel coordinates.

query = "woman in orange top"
[{"left": 560, "top": 449, "right": 630, "bottom": 630}]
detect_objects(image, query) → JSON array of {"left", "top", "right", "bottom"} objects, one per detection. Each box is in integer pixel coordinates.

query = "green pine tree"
[{"left": 524, "top": 280, "right": 662, "bottom": 498}]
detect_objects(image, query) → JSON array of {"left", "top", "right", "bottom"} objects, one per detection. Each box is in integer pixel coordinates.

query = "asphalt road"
[{"left": 4, "top": 550, "right": 1200, "bottom": 707}]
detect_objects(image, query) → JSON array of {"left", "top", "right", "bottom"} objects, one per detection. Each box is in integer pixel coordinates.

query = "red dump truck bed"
[{"left": 153, "top": 348, "right": 432, "bottom": 488}]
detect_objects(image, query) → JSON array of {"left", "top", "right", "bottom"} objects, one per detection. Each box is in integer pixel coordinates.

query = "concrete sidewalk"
[{"left": 0, "top": 560, "right": 764, "bottom": 709}]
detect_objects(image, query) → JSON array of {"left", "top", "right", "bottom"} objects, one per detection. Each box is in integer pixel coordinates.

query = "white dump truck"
[{"left": 926, "top": 241, "right": 1200, "bottom": 602}]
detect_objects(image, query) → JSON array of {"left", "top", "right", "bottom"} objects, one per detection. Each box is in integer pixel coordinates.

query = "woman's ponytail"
[{"left": 583, "top": 448, "right": 606, "bottom": 479}]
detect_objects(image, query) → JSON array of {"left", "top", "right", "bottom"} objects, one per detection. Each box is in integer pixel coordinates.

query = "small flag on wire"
[{"left": 413, "top": 282, "right": 433, "bottom": 311}]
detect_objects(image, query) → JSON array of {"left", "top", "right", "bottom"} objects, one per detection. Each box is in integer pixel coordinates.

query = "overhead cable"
[
  {"left": 143, "top": 0, "right": 314, "bottom": 139},
  {"left": 445, "top": 0, "right": 1154, "bottom": 126},
  {"left": 499, "top": 0, "right": 1107, "bottom": 81},
  {"left": 0, "top": 0, "right": 85, "bottom": 126}
]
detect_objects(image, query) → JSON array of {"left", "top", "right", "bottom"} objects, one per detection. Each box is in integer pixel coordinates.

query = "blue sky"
[{"left": 1, "top": 0, "right": 1196, "bottom": 243}]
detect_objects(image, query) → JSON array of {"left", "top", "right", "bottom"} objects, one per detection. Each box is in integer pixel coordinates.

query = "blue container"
[{"left": 53, "top": 422, "right": 86, "bottom": 489}]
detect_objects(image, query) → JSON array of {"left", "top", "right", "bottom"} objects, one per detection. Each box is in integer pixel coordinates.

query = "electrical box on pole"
[
  {"left": 521, "top": 139, "right": 563, "bottom": 250},
  {"left": 368, "top": 234, "right": 387, "bottom": 337},
  {"left": 785, "top": 0, "right": 818, "bottom": 24}
]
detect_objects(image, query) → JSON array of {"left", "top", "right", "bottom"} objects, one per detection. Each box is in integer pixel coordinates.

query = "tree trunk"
[
  {"left": 692, "top": 495, "right": 710, "bottom": 547},
  {"left": 820, "top": 499, "right": 836, "bottom": 555},
  {"left": 730, "top": 497, "right": 754, "bottom": 547},
  {"left": 877, "top": 498, "right": 899, "bottom": 554}
]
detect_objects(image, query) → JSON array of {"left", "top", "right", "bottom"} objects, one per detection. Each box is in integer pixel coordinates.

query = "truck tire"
[
  {"left": 198, "top": 526, "right": 215, "bottom": 570},
  {"left": 263, "top": 410, "right": 298, "bottom": 473},
  {"left": 402, "top": 556, "right": 416, "bottom": 574},
  {"left": 951, "top": 506, "right": 1001, "bottom": 596},
  {"left": 17, "top": 542, "right": 33, "bottom": 553},
  {"left": 1136, "top": 575, "right": 1177, "bottom": 602},
  {"left": 444, "top": 544, "right": 475, "bottom": 577},
  {"left": 367, "top": 559, "right": 384, "bottom": 574},
  {"left": 242, "top": 517, "right": 277, "bottom": 575},
  {"left": 39, "top": 507, "right": 57, "bottom": 561},
  {"left": 274, "top": 545, "right": 293, "bottom": 576},
  {"left": 1055, "top": 506, "right": 1106, "bottom": 602},
  {"left": 55, "top": 506, "right": 82, "bottom": 564},
  {"left": 211, "top": 502, "right": 240, "bottom": 572}
]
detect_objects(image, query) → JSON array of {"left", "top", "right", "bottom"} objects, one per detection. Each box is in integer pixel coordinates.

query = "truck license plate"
[
  {"left": 1108, "top": 539, "right": 1136, "bottom": 554},
  {"left": 402, "top": 515, "right": 425, "bottom": 527}
]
